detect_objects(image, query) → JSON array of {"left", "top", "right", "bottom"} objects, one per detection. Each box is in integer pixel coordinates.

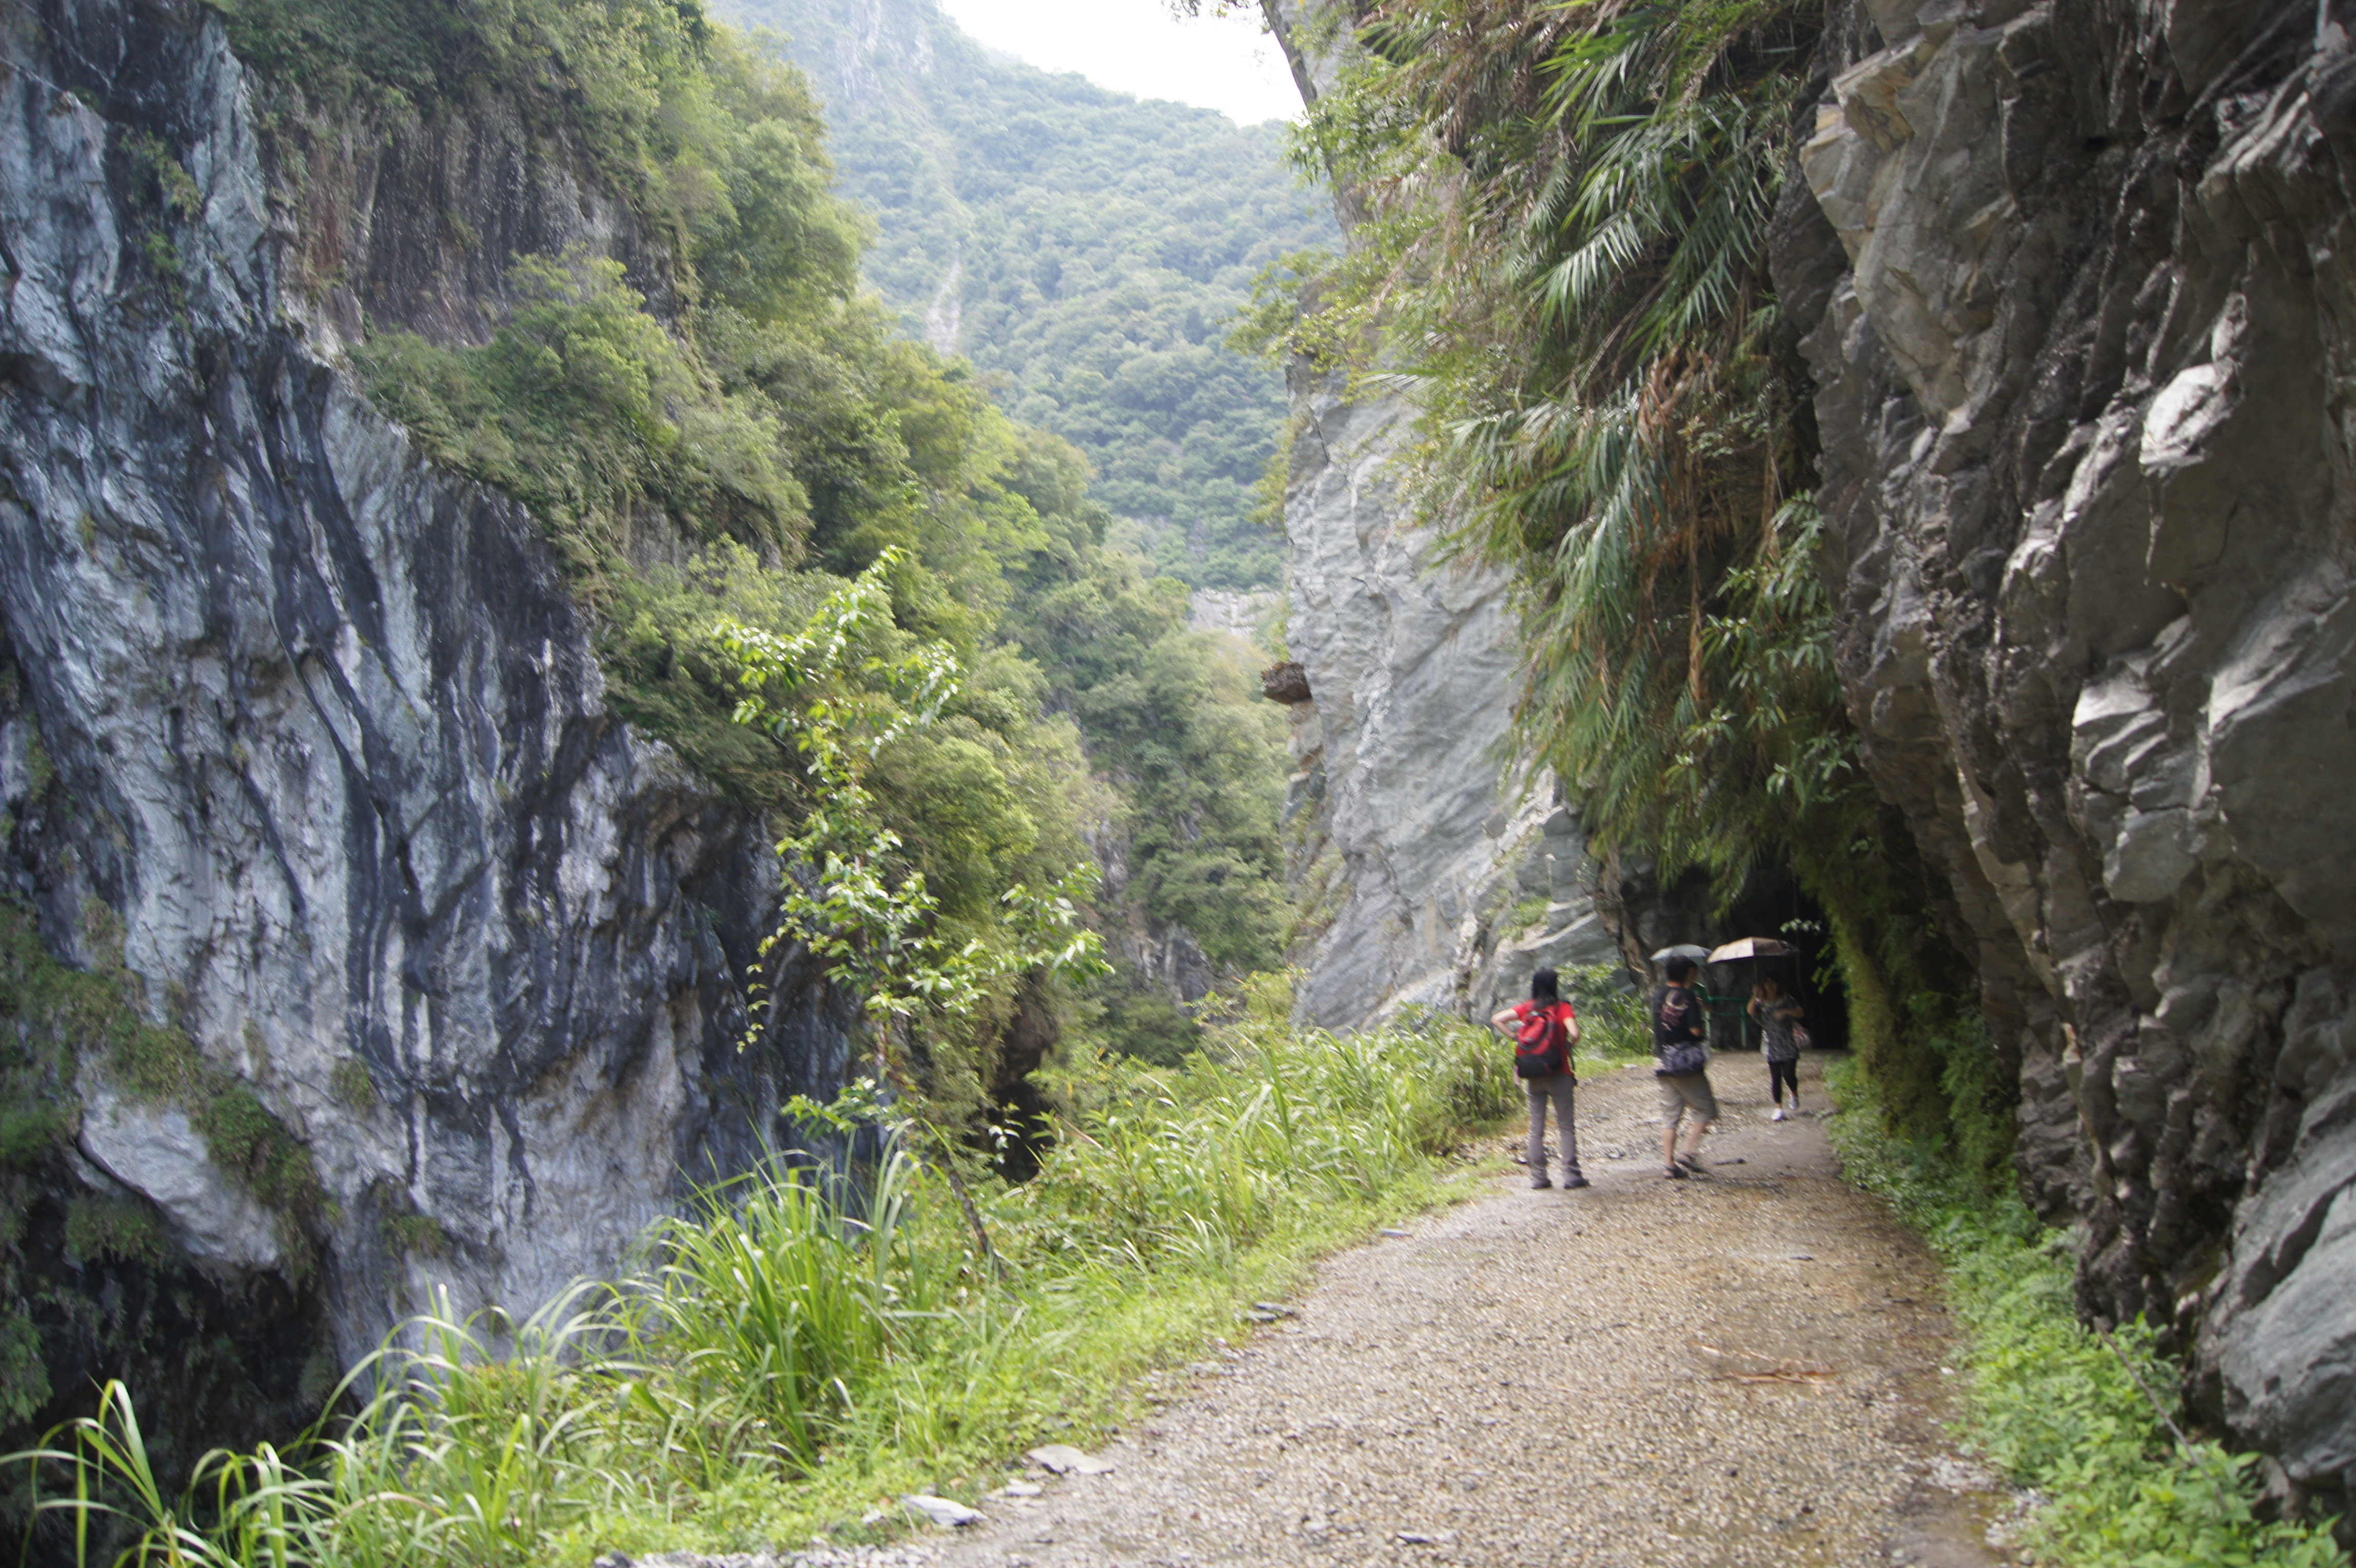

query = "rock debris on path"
[{"left": 627, "top": 1055, "right": 2017, "bottom": 1568}]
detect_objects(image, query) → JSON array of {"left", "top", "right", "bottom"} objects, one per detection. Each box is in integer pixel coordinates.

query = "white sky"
[{"left": 936, "top": 0, "right": 1303, "bottom": 125}]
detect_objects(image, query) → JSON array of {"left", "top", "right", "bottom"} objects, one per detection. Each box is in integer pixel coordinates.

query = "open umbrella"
[
  {"left": 1708, "top": 937, "right": 1810, "bottom": 1049},
  {"left": 1650, "top": 944, "right": 1711, "bottom": 964},
  {"left": 1706, "top": 937, "right": 1799, "bottom": 963}
]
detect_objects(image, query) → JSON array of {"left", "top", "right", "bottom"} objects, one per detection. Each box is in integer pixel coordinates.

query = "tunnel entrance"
[
  {"left": 1604, "top": 856, "right": 1850, "bottom": 1055},
  {"left": 1712, "top": 868, "right": 1848, "bottom": 1056}
]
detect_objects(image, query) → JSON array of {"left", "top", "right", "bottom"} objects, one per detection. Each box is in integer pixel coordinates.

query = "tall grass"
[
  {"left": 1824, "top": 1057, "right": 2348, "bottom": 1568},
  {"left": 10, "top": 989, "right": 1514, "bottom": 1566}
]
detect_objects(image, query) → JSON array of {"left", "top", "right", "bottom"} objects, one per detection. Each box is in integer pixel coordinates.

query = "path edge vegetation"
[
  {"left": 1826, "top": 1055, "right": 2347, "bottom": 1566},
  {"left": 8, "top": 981, "right": 1521, "bottom": 1564}
]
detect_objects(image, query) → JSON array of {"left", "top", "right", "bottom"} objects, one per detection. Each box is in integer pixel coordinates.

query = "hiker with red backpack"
[{"left": 1489, "top": 967, "right": 1587, "bottom": 1190}]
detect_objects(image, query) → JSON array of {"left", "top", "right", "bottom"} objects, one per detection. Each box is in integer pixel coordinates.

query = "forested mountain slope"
[{"left": 722, "top": 0, "right": 1335, "bottom": 590}]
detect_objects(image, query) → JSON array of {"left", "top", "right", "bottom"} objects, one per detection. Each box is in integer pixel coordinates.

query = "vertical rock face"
[
  {"left": 1261, "top": 1, "right": 1621, "bottom": 1032},
  {"left": 0, "top": 0, "right": 848, "bottom": 1394},
  {"left": 1271, "top": 373, "right": 1619, "bottom": 1029},
  {"left": 1777, "top": 0, "right": 2356, "bottom": 1513}
]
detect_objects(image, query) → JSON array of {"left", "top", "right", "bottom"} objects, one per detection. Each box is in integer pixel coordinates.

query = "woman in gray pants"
[{"left": 1490, "top": 967, "right": 1588, "bottom": 1190}]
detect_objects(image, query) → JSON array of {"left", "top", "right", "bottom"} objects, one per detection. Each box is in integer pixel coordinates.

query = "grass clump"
[
  {"left": 13, "top": 986, "right": 1513, "bottom": 1565},
  {"left": 328, "top": 1058, "right": 378, "bottom": 1111},
  {"left": 1825, "top": 1056, "right": 2347, "bottom": 1568},
  {"left": 61, "top": 1199, "right": 163, "bottom": 1268},
  {"left": 382, "top": 1213, "right": 450, "bottom": 1260}
]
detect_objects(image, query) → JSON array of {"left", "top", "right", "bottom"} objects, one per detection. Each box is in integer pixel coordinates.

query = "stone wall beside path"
[{"left": 1774, "top": 0, "right": 2356, "bottom": 1518}]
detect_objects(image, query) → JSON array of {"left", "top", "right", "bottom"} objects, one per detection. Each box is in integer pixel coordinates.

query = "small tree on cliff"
[{"left": 712, "top": 548, "right": 1107, "bottom": 1267}]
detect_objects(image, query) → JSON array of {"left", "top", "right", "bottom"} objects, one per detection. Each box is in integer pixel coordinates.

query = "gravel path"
[{"left": 915, "top": 1053, "right": 2018, "bottom": 1568}]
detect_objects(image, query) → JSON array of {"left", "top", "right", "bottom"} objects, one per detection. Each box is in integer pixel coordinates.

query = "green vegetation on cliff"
[
  {"left": 267, "top": 0, "right": 1290, "bottom": 1068},
  {"left": 1003, "top": 545, "right": 1291, "bottom": 1057},
  {"left": 11, "top": 0, "right": 1301, "bottom": 1542},
  {"left": 732, "top": 0, "right": 1333, "bottom": 590}
]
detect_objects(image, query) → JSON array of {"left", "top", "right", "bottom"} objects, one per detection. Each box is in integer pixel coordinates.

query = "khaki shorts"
[{"left": 1657, "top": 1071, "right": 1718, "bottom": 1124}]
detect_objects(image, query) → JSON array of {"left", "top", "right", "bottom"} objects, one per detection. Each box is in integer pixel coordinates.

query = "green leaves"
[
  {"left": 998, "top": 542, "right": 1290, "bottom": 1047},
  {"left": 716, "top": 551, "right": 1108, "bottom": 1057},
  {"left": 360, "top": 252, "right": 813, "bottom": 576}
]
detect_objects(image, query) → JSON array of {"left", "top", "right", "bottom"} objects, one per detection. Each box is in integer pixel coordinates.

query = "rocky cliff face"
[
  {"left": 0, "top": 0, "right": 847, "bottom": 1424},
  {"left": 1261, "top": 0, "right": 1622, "bottom": 1032},
  {"left": 1777, "top": 0, "right": 2356, "bottom": 1516},
  {"left": 1267, "top": 369, "right": 1620, "bottom": 1029}
]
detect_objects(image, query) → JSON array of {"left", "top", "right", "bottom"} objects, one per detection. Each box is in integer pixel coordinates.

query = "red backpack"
[{"left": 1514, "top": 1001, "right": 1577, "bottom": 1079}]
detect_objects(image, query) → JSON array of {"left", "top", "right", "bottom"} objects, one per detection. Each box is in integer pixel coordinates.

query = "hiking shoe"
[
  {"left": 1560, "top": 1175, "right": 1591, "bottom": 1190},
  {"left": 1664, "top": 1163, "right": 1689, "bottom": 1180},
  {"left": 1530, "top": 1175, "right": 1554, "bottom": 1190}
]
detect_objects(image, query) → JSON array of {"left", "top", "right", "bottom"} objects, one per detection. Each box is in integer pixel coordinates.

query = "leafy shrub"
[
  {"left": 62, "top": 1198, "right": 163, "bottom": 1268},
  {"left": 0, "top": 1315, "right": 46, "bottom": 1427},
  {"left": 1002, "top": 545, "right": 1291, "bottom": 1054},
  {"left": 1560, "top": 963, "right": 1652, "bottom": 1065},
  {"left": 360, "top": 254, "right": 808, "bottom": 582},
  {"left": 382, "top": 1213, "right": 451, "bottom": 1261}
]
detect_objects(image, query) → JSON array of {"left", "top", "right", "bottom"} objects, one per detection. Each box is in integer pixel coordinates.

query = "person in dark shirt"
[{"left": 1652, "top": 955, "right": 1717, "bottom": 1178}]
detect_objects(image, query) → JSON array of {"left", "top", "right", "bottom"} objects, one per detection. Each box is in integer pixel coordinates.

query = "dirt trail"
[{"left": 926, "top": 1054, "right": 2018, "bottom": 1568}]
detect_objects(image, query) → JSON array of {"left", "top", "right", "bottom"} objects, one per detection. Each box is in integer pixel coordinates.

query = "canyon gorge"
[{"left": 0, "top": 0, "right": 2349, "bottom": 1552}]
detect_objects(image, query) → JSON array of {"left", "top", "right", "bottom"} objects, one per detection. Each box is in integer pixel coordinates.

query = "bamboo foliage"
[{"left": 1269, "top": 0, "right": 1843, "bottom": 890}]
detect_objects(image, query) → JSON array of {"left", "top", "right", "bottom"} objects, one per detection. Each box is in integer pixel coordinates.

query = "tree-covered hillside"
[{"left": 717, "top": 0, "right": 1333, "bottom": 590}]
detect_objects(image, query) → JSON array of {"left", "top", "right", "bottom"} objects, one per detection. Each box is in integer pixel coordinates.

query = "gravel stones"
[{"left": 926, "top": 1059, "right": 2011, "bottom": 1566}]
